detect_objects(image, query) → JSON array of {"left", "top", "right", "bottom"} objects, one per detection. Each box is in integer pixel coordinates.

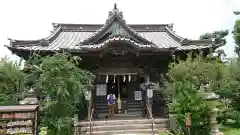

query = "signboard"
[
  {"left": 147, "top": 89, "right": 153, "bottom": 98},
  {"left": 84, "top": 90, "right": 92, "bottom": 100},
  {"left": 96, "top": 84, "right": 107, "bottom": 96},
  {"left": 134, "top": 91, "right": 142, "bottom": 101},
  {"left": 0, "top": 105, "right": 39, "bottom": 135},
  {"left": 185, "top": 112, "right": 191, "bottom": 127}
]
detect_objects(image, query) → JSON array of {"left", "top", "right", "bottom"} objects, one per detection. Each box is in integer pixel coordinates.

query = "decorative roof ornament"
[
  {"left": 110, "top": 22, "right": 127, "bottom": 37},
  {"left": 40, "top": 39, "right": 49, "bottom": 46},
  {"left": 114, "top": 3, "right": 117, "bottom": 10},
  {"left": 181, "top": 38, "right": 189, "bottom": 45},
  {"left": 108, "top": 3, "right": 124, "bottom": 20}
]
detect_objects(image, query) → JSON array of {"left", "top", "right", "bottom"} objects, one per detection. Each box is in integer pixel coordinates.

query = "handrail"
[
  {"left": 163, "top": 129, "right": 174, "bottom": 135},
  {"left": 146, "top": 103, "right": 154, "bottom": 135},
  {"left": 89, "top": 108, "right": 94, "bottom": 135}
]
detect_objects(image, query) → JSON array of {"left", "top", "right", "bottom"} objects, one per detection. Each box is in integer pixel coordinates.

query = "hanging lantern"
[
  {"left": 123, "top": 75, "right": 126, "bottom": 82},
  {"left": 128, "top": 74, "right": 131, "bottom": 82},
  {"left": 106, "top": 75, "right": 109, "bottom": 83},
  {"left": 114, "top": 74, "right": 116, "bottom": 83}
]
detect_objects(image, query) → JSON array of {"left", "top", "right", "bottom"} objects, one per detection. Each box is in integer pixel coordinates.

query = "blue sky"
[{"left": 0, "top": 0, "right": 239, "bottom": 59}]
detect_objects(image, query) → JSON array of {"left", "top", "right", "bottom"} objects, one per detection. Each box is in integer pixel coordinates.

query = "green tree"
[
  {"left": 34, "top": 53, "right": 95, "bottom": 135},
  {"left": 165, "top": 55, "right": 222, "bottom": 135},
  {"left": 200, "top": 30, "right": 228, "bottom": 62},
  {"left": 168, "top": 81, "right": 210, "bottom": 135},
  {"left": 234, "top": 11, "right": 240, "bottom": 15},
  {"left": 200, "top": 30, "right": 229, "bottom": 46},
  {"left": 215, "top": 59, "right": 240, "bottom": 125},
  {"left": 167, "top": 55, "right": 220, "bottom": 90},
  {"left": 0, "top": 57, "right": 25, "bottom": 105},
  {"left": 22, "top": 53, "right": 42, "bottom": 89},
  {"left": 233, "top": 12, "right": 240, "bottom": 57}
]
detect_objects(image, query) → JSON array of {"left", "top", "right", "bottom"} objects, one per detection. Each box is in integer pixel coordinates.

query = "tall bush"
[
  {"left": 165, "top": 55, "right": 221, "bottom": 135},
  {"left": 26, "top": 53, "right": 95, "bottom": 135},
  {"left": 0, "top": 57, "right": 24, "bottom": 105}
]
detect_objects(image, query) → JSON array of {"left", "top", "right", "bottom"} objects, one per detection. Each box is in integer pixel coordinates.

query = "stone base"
[{"left": 212, "top": 132, "right": 224, "bottom": 135}]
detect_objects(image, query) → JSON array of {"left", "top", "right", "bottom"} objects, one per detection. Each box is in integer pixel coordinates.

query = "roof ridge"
[
  {"left": 9, "top": 26, "right": 62, "bottom": 47},
  {"left": 52, "top": 23, "right": 172, "bottom": 26},
  {"left": 165, "top": 26, "right": 184, "bottom": 43},
  {"left": 52, "top": 23, "right": 172, "bottom": 32},
  {"left": 187, "top": 39, "right": 213, "bottom": 45}
]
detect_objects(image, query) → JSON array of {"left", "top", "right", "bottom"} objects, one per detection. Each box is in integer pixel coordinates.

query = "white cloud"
[{"left": 0, "top": 0, "right": 239, "bottom": 58}]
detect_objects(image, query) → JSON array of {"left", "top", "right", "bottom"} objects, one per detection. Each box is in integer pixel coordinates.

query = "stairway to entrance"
[
  {"left": 95, "top": 100, "right": 143, "bottom": 119},
  {"left": 152, "top": 89, "right": 168, "bottom": 117},
  {"left": 75, "top": 118, "right": 169, "bottom": 135}
]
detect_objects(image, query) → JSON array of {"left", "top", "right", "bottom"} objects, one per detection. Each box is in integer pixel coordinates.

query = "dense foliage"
[
  {"left": 200, "top": 30, "right": 229, "bottom": 46},
  {"left": 233, "top": 13, "right": 240, "bottom": 57},
  {"left": 34, "top": 53, "right": 95, "bottom": 135},
  {"left": 0, "top": 53, "right": 95, "bottom": 135},
  {"left": 0, "top": 57, "right": 24, "bottom": 105},
  {"left": 165, "top": 55, "right": 223, "bottom": 135},
  {"left": 216, "top": 59, "right": 240, "bottom": 125}
]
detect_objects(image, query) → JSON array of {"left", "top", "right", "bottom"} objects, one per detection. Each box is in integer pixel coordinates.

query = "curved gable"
[{"left": 80, "top": 4, "right": 153, "bottom": 45}]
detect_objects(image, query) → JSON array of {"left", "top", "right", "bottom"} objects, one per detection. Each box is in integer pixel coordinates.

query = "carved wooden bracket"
[
  {"left": 100, "top": 47, "right": 139, "bottom": 57},
  {"left": 111, "top": 47, "right": 129, "bottom": 55}
]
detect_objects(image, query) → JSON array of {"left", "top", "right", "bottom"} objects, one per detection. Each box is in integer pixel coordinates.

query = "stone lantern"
[
  {"left": 19, "top": 87, "right": 39, "bottom": 105},
  {"left": 205, "top": 92, "right": 223, "bottom": 135}
]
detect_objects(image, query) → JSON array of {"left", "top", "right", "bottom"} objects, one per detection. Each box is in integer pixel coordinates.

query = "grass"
[
  {"left": 219, "top": 121, "right": 240, "bottom": 135},
  {"left": 220, "top": 126, "right": 240, "bottom": 135},
  {"left": 158, "top": 130, "right": 169, "bottom": 135}
]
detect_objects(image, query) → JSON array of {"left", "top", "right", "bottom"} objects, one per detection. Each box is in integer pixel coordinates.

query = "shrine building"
[{"left": 5, "top": 3, "right": 219, "bottom": 125}]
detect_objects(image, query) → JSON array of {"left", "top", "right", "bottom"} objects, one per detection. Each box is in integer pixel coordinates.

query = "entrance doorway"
[
  {"left": 106, "top": 74, "right": 142, "bottom": 100},
  {"left": 119, "top": 76, "right": 128, "bottom": 99},
  {"left": 106, "top": 75, "right": 130, "bottom": 99},
  {"left": 106, "top": 75, "right": 117, "bottom": 96}
]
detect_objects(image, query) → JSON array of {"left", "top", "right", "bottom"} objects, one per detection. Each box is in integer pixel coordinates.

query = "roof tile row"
[{"left": 6, "top": 4, "right": 215, "bottom": 53}]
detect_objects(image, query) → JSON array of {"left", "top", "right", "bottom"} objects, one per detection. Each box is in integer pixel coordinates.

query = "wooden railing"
[
  {"left": 163, "top": 128, "right": 175, "bottom": 135},
  {"left": 89, "top": 108, "right": 94, "bottom": 135},
  {"left": 146, "top": 103, "right": 154, "bottom": 135}
]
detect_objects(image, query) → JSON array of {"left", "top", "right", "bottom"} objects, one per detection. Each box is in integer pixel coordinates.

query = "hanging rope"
[
  {"left": 128, "top": 74, "right": 131, "bottom": 82},
  {"left": 106, "top": 75, "right": 109, "bottom": 83},
  {"left": 114, "top": 74, "right": 116, "bottom": 83}
]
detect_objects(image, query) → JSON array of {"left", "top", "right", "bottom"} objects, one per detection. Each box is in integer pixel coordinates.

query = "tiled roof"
[
  {"left": 5, "top": 4, "right": 216, "bottom": 53},
  {"left": 6, "top": 28, "right": 214, "bottom": 52}
]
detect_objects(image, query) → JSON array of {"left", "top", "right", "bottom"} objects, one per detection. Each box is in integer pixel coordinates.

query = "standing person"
[{"left": 107, "top": 92, "right": 116, "bottom": 118}]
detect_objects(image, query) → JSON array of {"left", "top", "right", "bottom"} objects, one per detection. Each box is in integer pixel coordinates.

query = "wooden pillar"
[
  {"left": 145, "top": 75, "right": 150, "bottom": 83},
  {"left": 87, "top": 90, "right": 93, "bottom": 121},
  {"left": 117, "top": 76, "right": 122, "bottom": 113},
  {"left": 144, "top": 74, "right": 152, "bottom": 116}
]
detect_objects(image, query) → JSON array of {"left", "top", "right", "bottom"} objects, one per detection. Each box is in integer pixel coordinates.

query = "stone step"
[
  {"left": 80, "top": 123, "right": 168, "bottom": 132},
  {"left": 128, "top": 104, "right": 142, "bottom": 108},
  {"left": 127, "top": 101, "right": 142, "bottom": 105},
  {"left": 97, "top": 108, "right": 143, "bottom": 113},
  {"left": 76, "top": 118, "right": 169, "bottom": 126},
  {"left": 85, "top": 128, "right": 159, "bottom": 135},
  {"left": 96, "top": 100, "right": 142, "bottom": 104},
  {"left": 96, "top": 104, "right": 142, "bottom": 110},
  {"left": 95, "top": 103, "right": 142, "bottom": 107},
  {"left": 97, "top": 112, "right": 143, "bottom": 119}
]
